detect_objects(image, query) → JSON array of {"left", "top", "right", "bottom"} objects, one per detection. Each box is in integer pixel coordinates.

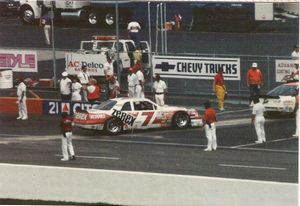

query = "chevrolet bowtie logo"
[{"left": 155, "top": 62, "right": 175, "bottom": 72}]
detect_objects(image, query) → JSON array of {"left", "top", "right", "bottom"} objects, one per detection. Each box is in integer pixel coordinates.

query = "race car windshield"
[
  {"left": 92, "top": 100, "right": 117, "bottom": 110},
  {"left": 267, "top": 85, "right": 297, "bottom": 96},
  {"left": 82, "top": 42, "right": 94, "bottom": 50},
  {"left": 96, "top": 42, "right": 113, "bottom": 50}
]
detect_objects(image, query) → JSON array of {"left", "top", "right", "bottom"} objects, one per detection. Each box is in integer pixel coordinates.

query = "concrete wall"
[{"left": 0, "top": 163, "right": 297, "bottom": 206}]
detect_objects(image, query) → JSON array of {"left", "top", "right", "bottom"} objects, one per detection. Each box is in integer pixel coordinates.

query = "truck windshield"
[
  {"left": 82, "top": 42, "right": 94, "bottom": 51},
  {"left": 96, "top": 42, "right": 114, "bottom": 50},
  {"left": 92, "top": 100, "right": 117, "bottom": 110}
]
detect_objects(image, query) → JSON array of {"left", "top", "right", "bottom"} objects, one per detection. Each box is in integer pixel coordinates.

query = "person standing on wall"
[
  {"left": 40, "top": 10, "right": 51, "bottom": 45},
  {"left": 251, "top": 97, "right": 266, "bottom": 143},
  {"left": 246, "top": 62, "right": 263, "bottom": 105},
  {"left": 153, "top": 74, "right": 167, "bottom": 106},
  {"left": 77, "top": 65, "right": 90, "bottom": 102},
  {"left": 59, "top": 72, "right": 72, "bottom": 101},
  {"left": 127, "top": 67, "right": 137, "bottom": 98},
  {"left": 60, "top": 112, "right": 75, "bottom": 161},
  {"left": 213, "top": 68, "right": 227, "bottom": 111},
  {"left": 202, "top": 100, "right": 217, "bottom": 151},
  {"left": 127, "top": 20, "right": 141, "bottom": 47},
  {"left": 16, "top": 78, "right": 28, "bottom": 120}
]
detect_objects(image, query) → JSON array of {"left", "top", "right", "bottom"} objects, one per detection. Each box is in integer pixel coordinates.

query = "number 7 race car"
[{"left": 73, "top": 97, "right": 203, "bottom": 135}]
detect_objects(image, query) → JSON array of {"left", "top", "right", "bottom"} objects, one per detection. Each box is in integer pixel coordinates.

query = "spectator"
[
  {"left": 290, "top": 63, "right": 299, "bottom": 81},
  {"left": 251, "top": 97, "right": 266, "bottom": 143},
  {"left": 77, "top": 65, "right": 90, "bottom": 102},
  {"left": 135, "top": 66, "right": 145, "bottom": 98},
  {"left": 213, "top": 68, "right": 227, "bottom": 111},
  {"left": 293, "top": 88, "right": 299, "bottom": 137},
  {"left": 127, "top": 67, "right": 138, "bottom": 98},
  {"left": 71, "top": 77, "right": 82, "bottom": 102},
  {"left": 109, "top": 76, "right": 120, "bottom": 99},
  {"left": 87, "top": 78, "right": 100, "bottom": 103},
  {"left": 39, "top": 11, "right": 51, "bottom": 45},
  {"left": 16, "top": 77, "right": 28, "bottom": 120},
  {"left": 291, "top": 44, "right": 299, "bottom": 60},
  {"left": 104, "top": 54, "right": 114, "bottom": 100},
  {"left": 246, "top": 62, "right": 263, "bottom": 104},
  {"left": 133, "top": 46, "right": 142, "bottom": 65},
  {"left": 59, "top": 72, "right": 72, "bottom": 101},
  {"left": 60, "top": 112, "right": 75, "bottom": 161},
  {"left": 202, "top": 100, "right": 217, "bottom": 151},
  {"left": 174, "top": 12, "right": 182, "bottom": 31},
  {"left": 127, "top": 20, "right": 141, "bottom": 47},
  {"left": 153, "top": 74, "right": 167, "bottom": 106}
]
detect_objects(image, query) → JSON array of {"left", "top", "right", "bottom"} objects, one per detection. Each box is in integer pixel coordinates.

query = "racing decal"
[
  {"left": 141, "top": 112, "right": 155, "bottom": 126},
  {"left": 43, "top": 100, "right": 96, "bottom": 115},
  {"left": 152, "top": 55, "right": 240, "bottom": 80},
  {"left": 111, "top": 109, "right": 136, "bottom": 126},
  {"left": 0, "top": 49, "right": 37, "bottom": 72}
]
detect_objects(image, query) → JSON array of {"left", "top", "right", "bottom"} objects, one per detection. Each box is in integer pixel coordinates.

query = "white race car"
[
  {"left": 259, "top": 81, "right": 298, "bottom": 116},
  {"left": 73, "top": 97, "right": 203, "bottom": 135}
]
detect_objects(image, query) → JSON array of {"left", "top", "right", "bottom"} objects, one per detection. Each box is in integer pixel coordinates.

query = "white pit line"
[
  {"left": 219, "top": 164, "right": 287, "bottom": 171},
  {"left": 55, "top": 154, "right": 119, "bottom": 160}
]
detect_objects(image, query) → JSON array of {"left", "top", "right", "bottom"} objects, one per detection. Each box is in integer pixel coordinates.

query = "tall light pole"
[
  {"left": 51, "top": 1, "right": 57, "bottom": 89},
  {"left": 115, "top": 1, "right": 120, "bottom": 83}
]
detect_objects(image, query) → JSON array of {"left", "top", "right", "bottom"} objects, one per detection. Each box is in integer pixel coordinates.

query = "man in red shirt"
[
  {"left": 246, "top": 62, "right": 263, "bottom": 104},
  {"left": 202, "top": 101, "right": 217, "bottom": 151},
  {"left": 213, "top": 68, "right": 227, "bottom": 111},
  {"left": 60, "top": 112, "right": 75, "bottom": 161}
]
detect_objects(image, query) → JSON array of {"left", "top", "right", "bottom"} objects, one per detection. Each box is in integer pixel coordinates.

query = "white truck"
[
  {"left": 18, "top": 0, "right": 132, "bottom": 26},
  {"left": 65, "top": 35, "right": 151, "bottom": 77}
]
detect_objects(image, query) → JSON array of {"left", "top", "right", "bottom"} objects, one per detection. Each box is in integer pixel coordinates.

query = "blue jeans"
[{"left": 249, "top": 84, "right": 260, "bottom": 104}]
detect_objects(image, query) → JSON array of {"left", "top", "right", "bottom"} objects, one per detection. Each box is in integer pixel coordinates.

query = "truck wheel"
[
  {"left": 87, "top": 12, "right": 98, "bottom": 26},
  {"left": 105, "top": 118, "right": 122, "bottom": 135},
  {"left": 172, "top": 112, "right": 190, "bottom": 129},
  {"left": 20, "top": 6, "right": 35, "bottom": 24}
]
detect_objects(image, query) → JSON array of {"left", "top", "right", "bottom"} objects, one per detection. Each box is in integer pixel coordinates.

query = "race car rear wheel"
[
  {"left": 172, "top": 112, "right": 190, "bottom": 129},
  {"left": 105, "top": 118, "right": 122, "bottom": 135}
]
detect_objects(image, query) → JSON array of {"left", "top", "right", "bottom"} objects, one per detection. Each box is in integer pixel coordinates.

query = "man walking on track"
[
  {"left": 202, "top": 101, "right": 217, "bottom": 151},
  {"left": 251, "top": 97, "right": 266, "bottom": 143},
  {"left": 60, "top": 112, "right": 75, "bottom": 161},
  {"left": 246, "top": 62, "right": 263, "bottom": 104}
]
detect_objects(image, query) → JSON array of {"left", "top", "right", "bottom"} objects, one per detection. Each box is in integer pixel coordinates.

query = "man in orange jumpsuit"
[
  {"left": 246, "top": 62, "right": 263, "bottom": 104},
  {"left": 213, "top": 68, "right": 227, "bottom": 111},
  {"left": 202, "top": 101, "right": 217, "bottom": 151}
]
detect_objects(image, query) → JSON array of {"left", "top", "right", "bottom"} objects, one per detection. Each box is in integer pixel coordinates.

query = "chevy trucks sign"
[
  {"left": 0, "top": 49, "right": 37, "bottom": 72},
  {"left": 153, "top": 55, "right": 240, "bottom": 80},
  {"left": 65, "top": 53, "right": 106, "bottom": 76}
]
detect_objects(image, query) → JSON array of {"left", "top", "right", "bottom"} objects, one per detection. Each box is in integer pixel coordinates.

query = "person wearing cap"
[
  {"left": 251, "top": 97, "right": 266, "bottom": 143},
  {"left": 291, "top": 44, "right": 299, "bottom": 60},
  {"left": 16, "top": 78, "right": 28, "bottom": 120},
  {"left": 109, "top": 75, "right": 120, "bottom": 99},
  {"left": 153, "top": 74, "right": 167, "bottom": 106},
  {"left": 213, "top": 68, "right": 227, "bottom": 111},
  {"left": 135, "top": 66, "right": 145, "bottom": 98},
  {"left": 77, "top": 65, "right": 90, "bottom": 102},
  {"left": 60, "top": 112, "right": 75, "bottom": 161},
  {"left": 87, "top": 78, "right": 100, "bottom": 103},
  {"left": 104, "top": 54, "right": 114, "bottom": 100},
  {"left": 127, "top": 67, "right": 138, "bottom": 98},
  {"left": 71, "top": 77, "right": 82, "bottom": 102},
  {"left": 246, "top": 62, "right": 263, "bottom": 104},
  {"left": 127, "top": 20, "right": 141, "bottom": 47},
  {"left": 202, "top": 100, "right": 217, "bottom": 151},
  {"left": 59, "top": 72, "right": 72, "bottom": 101}
]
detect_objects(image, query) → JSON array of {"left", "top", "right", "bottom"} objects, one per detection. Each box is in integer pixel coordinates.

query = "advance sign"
[{"left": 153, "top": 55, "right": 240, "bottom": 80}]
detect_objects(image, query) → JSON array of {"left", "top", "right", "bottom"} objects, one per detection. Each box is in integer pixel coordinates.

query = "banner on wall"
[
  {"left": 0, "top": 49, "right": 37, "bottom": 72},
  {"left": 152, "top": 55, "right": 240, "bottom": 80},
  {"left": 275, "top": 59, "right": 298, "bottom": 82}
]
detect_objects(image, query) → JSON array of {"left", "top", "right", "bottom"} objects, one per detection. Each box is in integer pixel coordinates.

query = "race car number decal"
[{"left": 141, "top": 112, "right": 155, "bottom": 126}]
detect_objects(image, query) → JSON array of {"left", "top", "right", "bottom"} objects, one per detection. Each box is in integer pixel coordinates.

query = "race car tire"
[
  {"left": 172, "top": 112, "right": 190, "bottom": 129},
  {"left": 105, "top": 117, "right": 123, "bottom": 135},
  {"left": 20, "top": 6, "right": 35, "bottom": 24}
]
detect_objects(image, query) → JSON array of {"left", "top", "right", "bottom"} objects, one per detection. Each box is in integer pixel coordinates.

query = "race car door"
[{"left": 131, "top": 100, "right": 164, "bottom": 129}]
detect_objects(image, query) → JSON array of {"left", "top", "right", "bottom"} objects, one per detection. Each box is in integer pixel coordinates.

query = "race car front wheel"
[
  {"left": 105, "top": 118, "right": 122, "bottom": 135},
  {"left": 172, "top": 112, "right": 190, "bottom": 129}
]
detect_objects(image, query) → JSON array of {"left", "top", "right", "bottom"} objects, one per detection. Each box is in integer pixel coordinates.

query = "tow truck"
[{"left": 65, "top": 35, "right": 151, "bottom": 77}]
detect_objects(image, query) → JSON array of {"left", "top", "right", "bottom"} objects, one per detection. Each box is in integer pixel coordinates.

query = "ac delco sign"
[
  {"left": 0, "top": 49, "right": 37, "bottom": 72},
  {"left": 65, "top": 53, "right": 106, "bottom": 76}
]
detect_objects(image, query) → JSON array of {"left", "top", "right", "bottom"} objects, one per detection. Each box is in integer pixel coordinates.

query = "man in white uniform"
[
  {"left": 127, "top": 20, "right": 141, "bottom": 46},
  {"left": 135, "top": 67, "right": 145, "bottom": 98},
  {"left": 16, "top": 78, "right": 28, "bottom": 120},
  {"left": 71, "top": 77, "right": 82, "bottom": 102},
  {"left": 153, "top": 74, "right": 167, "bottom": 106},
  {"left": 77, "top": 65, "right": 90, "bottom": 102},
  {"left": 59, "top": 72, "right": 72, "bottom": 101},
  {"left": 251, "top": 97, "right": 266, "bottom": 143},
  {"left": 127, "top": 68, "right": 137, "bottom": 97}
]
